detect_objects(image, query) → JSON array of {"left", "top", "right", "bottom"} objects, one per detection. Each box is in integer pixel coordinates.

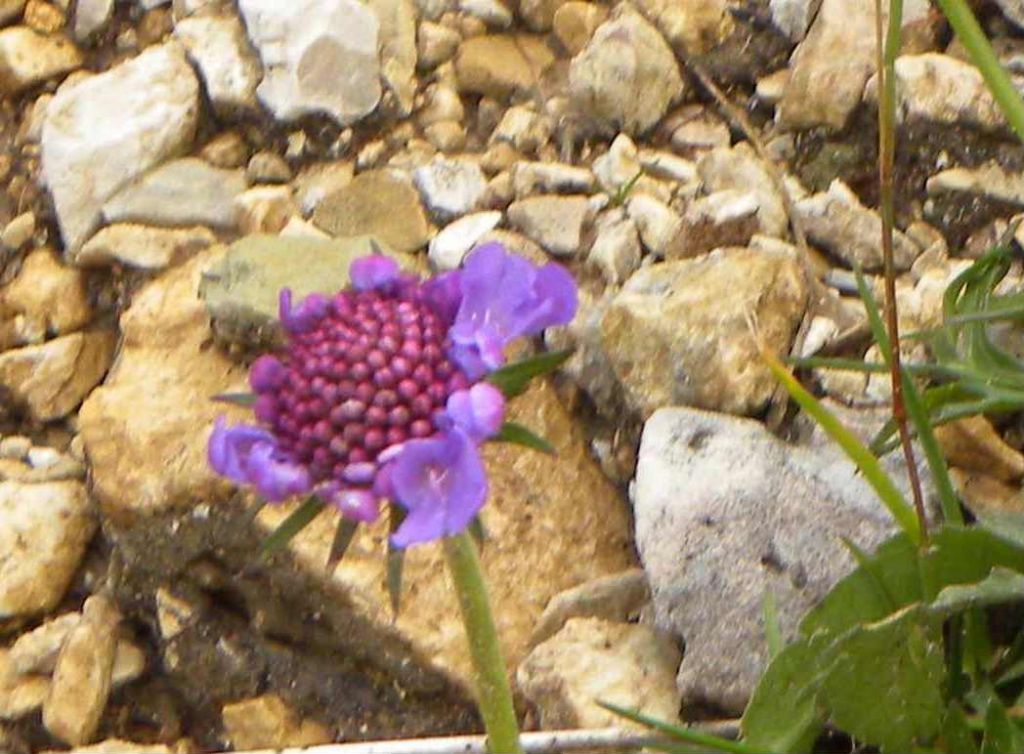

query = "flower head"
[{"left": 209, "top": 244, "right": 577, "bottom": 546}]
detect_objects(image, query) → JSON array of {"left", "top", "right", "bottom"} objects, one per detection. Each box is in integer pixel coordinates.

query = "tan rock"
[
  {"left": 631, "top": 0, "right": 732, "bottom": 55},
  {"left": 43, "top": 594, "right": 120, "bottom": 746},
  {"left": 0, "top": 330, "right": 116, "bottom": 422},
  {"left": 600, "top": 247, "right": 809, "bottom": 417},
  {"left": 222, "top": 694, "right": 331, "bottom": 750},
  {"left": 454, "top": 34, "right": 554, "bottom": 99},
  {"left": 24, "top": 1, "right": 63, "bottom": 33},
  {"left": 259, "top": 378, "right": 635, "bottom": 687},
  {"left": 0, "top": 671, "right": 50, "bottom": 720},
  {"left": 233, "top": 184, "right": 298, "bottom": 235},
  {"left": 41, "top": 740, "right": 178, "bottom": 753},
  {"left": 950, "top": 468, "right": 1023, "bottom": 517},
  {"left": 75, "top": 223, "right": 216, "bottom": 270},
  {"left": 517, "top": 617, "right": 682, "bottom": 729},
  {"left": 311, "top": 169, "right": 431, "bottom": 253},
  {"left": 0, "top": 248, "right": 92, "bottom": 344},
  {"left": 9, "top": 612, "right": 80, "bottom": 675},
  {"left": 0, "top": 481, "right": 95, "bottom": 618},
  {"left": 936, "top": 417, "right": 1024, "bottom": 483},
  {"left": 552, "top": 2, "right": 607, "bottom": 54},
  {"left": 530, "top": 569, "right": 649, "bottom": 646},
  {"left": 78, "top": 247, "right": 248, "bottom": 521},
  {"left": 506, "top": 194, "right": 590, "bottom": 257},
  {"left": 0, "top": 26, "right": 82, "bottom": 94}
]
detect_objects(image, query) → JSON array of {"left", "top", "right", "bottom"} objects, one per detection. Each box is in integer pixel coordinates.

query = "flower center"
[{"left": 253, "top": 287, "right": 471, "bottom": 486}]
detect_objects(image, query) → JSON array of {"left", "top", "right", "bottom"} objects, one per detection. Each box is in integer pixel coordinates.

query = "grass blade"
[
  {"left": 260, "top": 496, "right": 325, "bottom": 557},
  {"left": 598, "top": 701, "right": 754, "bottom": 754}
]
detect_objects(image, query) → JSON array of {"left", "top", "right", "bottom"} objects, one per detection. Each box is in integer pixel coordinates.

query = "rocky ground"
[{"left": 3, "top": 0, "right": 1024, "bottom": 751}]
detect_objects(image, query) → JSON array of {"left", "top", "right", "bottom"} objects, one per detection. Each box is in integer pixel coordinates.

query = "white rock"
[
  {"left": 625, "top": 194, "right": 681, "bottom": 256},
  {"left": 569, "top": 6, "right": 684, "bottom": 135},
  {"left": 102, "top": 157, "right": 246, "bottom": 229},
  {"left": 238, "top": 0, "right": 381, "bottom": 125},
  {"left": 796, "top": 179, "right": 919, "bottom": 271},
  {"left": 512, "top": 161, "right": 596, "bottom": 197},
  {"left": 666, "top": 188, "right": 760, "bottom": 259},
  {"left": 41, "top": 42, "right": 200, "bottom": 250},
  {"left": 507, "top": 194, "right": 590, "bottom": 257},
  {"left": 173, "top": 12, "right": 262, "bottom": 114},
  {"left": 996, "top": 0, "right": 1024, "bottom": 29},
  {"left": 490, "top": 105, "right": 551, "bottom": 153},
  {"left": 0, "top": 481, "right": 95, "bottom": 618},
  {"left": 697, "top": 143, "right": 788, "bottom": 238},
  {"left": 588, "top": 211, "right": 641, "bottom": 285},
  {"left": 769, "top": 0, "right": 819, "bottom": 41},
  {"left": 428, "top": 210, "right": 502, "bottom": 270},
  {"left": 638, "top": 149, "right": 698, "bottom": 184},
  {"left": 460, "top": 0, "right": 511, "bottom": 28},
  {"left": 412, "top": 157, "right": 487, "bottom": 220},
  {"left": 27, "top": 447, "right": 62, "bottom": 469},
  {"left": 593, "top": 133, "right": 641, "bottom": 193},
  {"left": 0, "top": 26, "right": 82, "bottom": 94},
  {"left": 867, "top": 53, "right": 1005, "bottom": 132},
  {"left": 73, "top": 0, "right": 114, "bottom": 39}
]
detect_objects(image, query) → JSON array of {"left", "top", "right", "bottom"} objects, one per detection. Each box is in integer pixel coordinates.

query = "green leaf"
[
  {"left": 763, "top": 351, "right": 921, "bottom": 544},
  {"left": 942, "top": 704, "right": 979, "bottom": 754},
  {"left": 326, "top": 517, "right": 360, "bottom": 571},
  {"left": 598, "top": 701, "right": 755, "bottom": 754},
  {"left": 260, "top": 496, "right": 325, "bottom": 557},
  {"left": 387, "top": 503, "right": 406, "bottom": 616},
  {"left": 741, "top": 636, "right": 826, "bottom": 753},
  {"left": 928, "top": 568, "right": 1024, "bottom": 617},
  {"left": 819, "top": 606, "right": 946, "bottom": 753},
  {"left": 800, "top": 533, "right": 922, "bottom": 638},
  {"left": 492, "top": 421, "right": 555, "bottom": 455},
  {"left": 486, "top": 349, "right": 573, "bottom": 398},
  {"left": 981, "top": 697, "right": 1024, "bottom": 754},
  {"left": 211, "top": 391, "right": 257, "bottom": 407}
]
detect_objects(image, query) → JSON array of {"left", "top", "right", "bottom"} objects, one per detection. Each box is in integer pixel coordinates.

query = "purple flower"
[
  {"left": 447, "top": 243, "right": 578, "bottom": 378},
  {"left": 207, "top": 243, "right": 577, "bottom": 547}
]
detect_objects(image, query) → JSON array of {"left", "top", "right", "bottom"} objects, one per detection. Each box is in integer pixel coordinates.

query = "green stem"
[
  {"left": 934, "top": 0, "right": 1024, "bottom": 144},
  {"left": 443, "top": 531, "right": 522, "bottom": 754}
]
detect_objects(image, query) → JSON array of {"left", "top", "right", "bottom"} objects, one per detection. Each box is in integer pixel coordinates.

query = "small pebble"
[{"left": 2, "top": 211, "right": 35, "bottom": 249}]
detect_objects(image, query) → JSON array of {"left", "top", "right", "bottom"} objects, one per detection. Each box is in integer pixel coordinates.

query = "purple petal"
[
  {"left": 246, "top": 443, "right": 312, "bottom": 501},
  {"left": 350, "top": 254, "right": 400, "bottom": 292},
  {"left": 447, "top": 243, "right": 578, "bottom": 377},
  {"left": 249, "top": 355, "right": 285, "bottom": 393},
  {"left": 208, "top": 416, "right": 275, "bottom": 483},
  {"left": 446, "top": 384, "right": 505, "bottom": 443},
  {"left": 328, "top": 487, "right": 381, "bottom": 522},
  {"left": 388, "top": 431, "right": 487, "bottom": 547},
  {"left": 420, "top": 269, "right": 463, "bottom": 324},
  {"left": 279, "top": 289, "right": 330, "bottom": 333}
]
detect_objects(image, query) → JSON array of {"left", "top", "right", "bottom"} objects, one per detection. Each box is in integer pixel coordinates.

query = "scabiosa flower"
[{"left": 208, "top": 243, "right": 577, "bottom": 547}]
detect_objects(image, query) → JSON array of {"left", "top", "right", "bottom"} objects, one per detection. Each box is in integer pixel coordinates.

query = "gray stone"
[
  {"left": 41, "top": 42, "right": 199, "bottom": 250},
  {"left": 312, "top": 169, "right": 431, "bottom": 253},
  {"left": 588, "top": 211, "right": 641, "bottom": 285},
  {"left": 600, "top": 246, "right": 808, "bottom": 418},
  {"left": 365, "top": 0, "right": 417, "bottom": 114},
  {"left": 625, "top": 194, "right": 681, "bottom": 256},
  {"left": 996, "top": 0, "right": 1024, "bottom": 30},
  {"left": 73, "top": 0, "right": 115, "bottom": 39},
  {"left": 199, "top": 234, "right": 410, "bottom": 350},
  {"left": 512, "top": 161, "right": 596, "bottom": 197},
  {"left": 102, "top": 158, "right": 246, "bottom": 230},
  {"left": 569, "top": 6, "right": 684, "bottom": 135},
  {"left": 238, "top": 0, "right": 381, "bottom": 125},
  {"left": 633, "top": 407, "right": 921, "bottom": 712},
  {"left": 666, "top": 189, "right": 760, "bottom": 259},
  {"left": 769, "top": 0, "right": 820, "bottom": 41}
]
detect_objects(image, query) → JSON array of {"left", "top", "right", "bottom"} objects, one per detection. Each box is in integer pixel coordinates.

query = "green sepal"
[
  {"left": 260, "top": 496, "right": 325, "bottom": 557},
  {"left": 486, "top": 349, "right": 573, "bottom": 398},
  {"left": 326, "top": 517, "right": 360, "bottom": 571},
  {"left": 469, "top": 515, "right": 487, "bottom": 550},
  {"left": 211, "top": 392, "right": 258, "bottom": 407},
  {"left": 492, "top": 421, "right": 555, "bottom": 455},
  {"left": 387, "top": 503, "right": 406, "bottom": 617}
]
